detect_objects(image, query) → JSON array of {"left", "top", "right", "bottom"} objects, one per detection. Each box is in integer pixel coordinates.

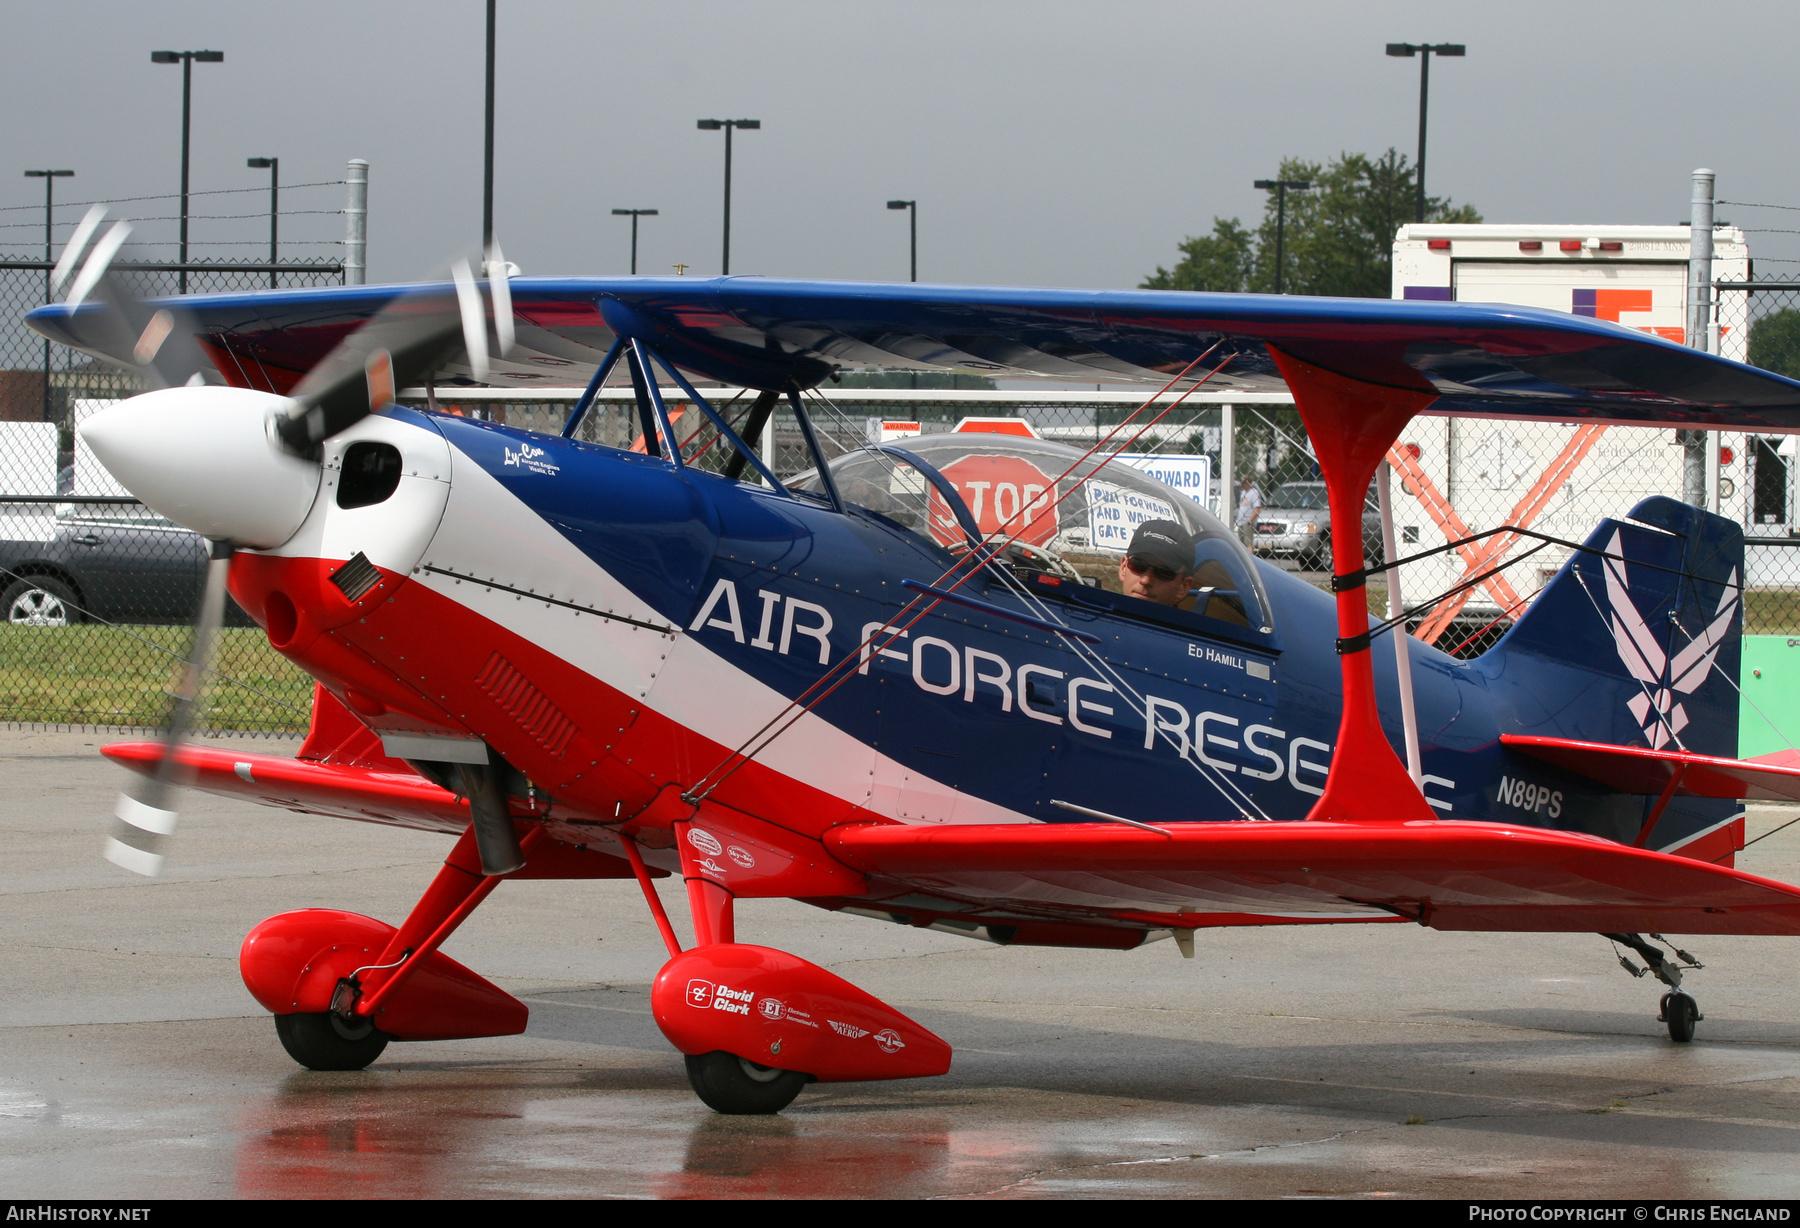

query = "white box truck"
[{"left": 1385, "top": 223, "right": 1773, "bottom": 634}]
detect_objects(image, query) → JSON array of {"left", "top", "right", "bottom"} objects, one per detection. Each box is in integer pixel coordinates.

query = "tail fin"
[
  {"left": 1493, "top": 495, "right": 1743, "bottom": 758},
  {"left": 1486, "top": 497, "right": 1744, "bottom": 861}
]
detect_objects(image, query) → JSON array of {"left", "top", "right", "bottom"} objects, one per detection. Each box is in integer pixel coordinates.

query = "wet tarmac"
[{"left": 3, "top": 729, "right": 1798, "bottom": 1199}]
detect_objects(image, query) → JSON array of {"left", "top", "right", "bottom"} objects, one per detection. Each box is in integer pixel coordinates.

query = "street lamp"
[
  {"left": 611, "top": 208, "right": 659, "bottom": 275},
  {"left": 887, "top": 200, "right": 917, "bottom": 282},
  {"left": 24, "top": 169, "right": 73, "bottom": 420},
  {"left": 1253, "top": 179, "right": 1311, "bottom": 294},
  {"left": 151, "top": 49, "right": 224, "bottom": 292},
  {"left": 246, "top": 157, "right": 278, "bottom": 288},
  {"left": 696, "top": 119, "right": 760, "bottom": 275},
  {"left": 1385, "top": 42, "right": 1465, "bottom": 223},
  {"left": 482, "top": 0, "right": 496, "bottom": 258}
]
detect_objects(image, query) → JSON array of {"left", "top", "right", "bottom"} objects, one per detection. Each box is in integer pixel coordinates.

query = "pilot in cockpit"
[
  {"left": 1118, "top": 520, "right": 1197, "bottom": 608},
  {"left": 1119, "top": 519, "right": 1255, "bottom": 627}
]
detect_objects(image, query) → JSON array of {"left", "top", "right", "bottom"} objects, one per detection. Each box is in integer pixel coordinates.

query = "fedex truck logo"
[
  {"left": 1572, "top": 288, "right": 1686, "bottom": 342},
  {"left": 1573, "top": 288, "right": 1652, "bottom": 323}
]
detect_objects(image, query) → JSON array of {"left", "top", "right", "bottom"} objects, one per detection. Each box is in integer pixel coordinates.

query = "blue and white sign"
[
  {"left": 1086, "top": 479, "right": 1180, "bottom": 551},
  {"left": 1107, "top": 453, "right": 1212, "bottom": 507}
]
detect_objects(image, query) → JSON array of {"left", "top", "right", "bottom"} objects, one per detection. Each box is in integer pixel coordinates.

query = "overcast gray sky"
[{"left": 4, "top": 0, "right": 1798, "bottom": 287}]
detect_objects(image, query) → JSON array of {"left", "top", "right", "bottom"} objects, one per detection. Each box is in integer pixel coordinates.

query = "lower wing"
[
  {"left": 824, "top": 819, "right": 1800, "bottom": 936},
  {"left": 104, "top": 741, "right": 471, "bottom": 834}
]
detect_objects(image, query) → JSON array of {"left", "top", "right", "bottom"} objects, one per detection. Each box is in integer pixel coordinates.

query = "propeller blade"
[
  {"left": 47, "top": 206, "right": 215, "bottom": 390},
  {"left": 64, "top": 220, "right": 131, "bottom": 309},
  {"left": 104, "top": 543, "right": 235, "bottom": 876},
  {"left": 50, "top": 205, "right": 108, "bottom": 299},
  {"left": 486, "top": 243, "right": 515, "bottom": 358},
  {"left": 452, "top": 259, "right": 490, "bottom": 382},
  {"left": 275, "top": 283, "right": 468, "bottom": 454}
]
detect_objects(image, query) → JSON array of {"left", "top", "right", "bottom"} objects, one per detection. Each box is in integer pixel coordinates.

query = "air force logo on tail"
[{"left": 1601, "top": 529, "right": 1739, "bottom": 749}]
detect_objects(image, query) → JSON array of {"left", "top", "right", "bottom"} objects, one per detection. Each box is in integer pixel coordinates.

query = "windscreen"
[{"left": 792, "top": 432, "right": 1272, "bottom": 632}]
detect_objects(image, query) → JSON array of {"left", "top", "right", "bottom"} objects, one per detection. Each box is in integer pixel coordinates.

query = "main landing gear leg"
[
  {"left": 668, "top": 825, "right": 806, "bottom": 1115},
  {"left": 247, "top": 825, "right": 536, "bottom": 1070},
  {"left": 1604, "top": 932, "right": 1705, "bottom": 1043}
]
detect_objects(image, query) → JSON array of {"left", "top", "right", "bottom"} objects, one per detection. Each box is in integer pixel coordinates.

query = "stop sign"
[{"left": 927, "top": 453, "right": 1060, "bottom": 548}]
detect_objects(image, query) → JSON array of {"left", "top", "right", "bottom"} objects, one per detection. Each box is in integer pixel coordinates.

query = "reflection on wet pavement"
[
  {"left": 1, "top": 984, "right": 1793, "bottom": 1200},
  {"left": 4, "top": 728, "right": 1799, "bottom": 1200}
]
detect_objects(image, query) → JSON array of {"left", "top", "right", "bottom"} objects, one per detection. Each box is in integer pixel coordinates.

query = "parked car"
[
  {"left": 1, "top": 505, "right": 246, "bottom": 627},
  {"left": 1251, "top": 480, "right": 1384, "bottom": 571}
]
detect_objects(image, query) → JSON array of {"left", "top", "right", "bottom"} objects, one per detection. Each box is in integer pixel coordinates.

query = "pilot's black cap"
[{"left": 1125, "top": 520, "right": 1195, "bottom": 573}]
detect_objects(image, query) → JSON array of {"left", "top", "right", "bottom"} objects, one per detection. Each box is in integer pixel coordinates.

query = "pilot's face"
[{"left": 1119, "top": 554, "right": 1190, "bottom": 606}]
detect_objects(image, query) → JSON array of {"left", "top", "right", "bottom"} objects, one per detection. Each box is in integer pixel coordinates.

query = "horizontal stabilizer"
[
  {"left": 823, "top": 819, "right": 1800, "bottom": 936},
  {"left": 1502, "top": 734, "right": 1800, "bottom": 803}
]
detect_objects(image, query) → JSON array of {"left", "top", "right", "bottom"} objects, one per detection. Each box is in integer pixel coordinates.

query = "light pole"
[
  {"left": 246, "top": 157, "right": 278, "bottom": 288},
  {"left": 1253, "top": 179, "right": 1310, "bottom": 293},
  {"left": 482, "top": 0, "right": 496, "bottom": 258},
  {"left": 887, "top": 199, "right": 917, "bottom": 282},
  {"left": 611, "top": 208, "right": 659, "bottom": 275},
  {"left": 696, "top": 119, "right": 760, "bottom": 275},
  {"left": 1385, "top": 42, "right": 1465, "bottom": 223},
  {"left": 151, "top": 49, "right": 224, "bottom": 292},
  {"left": 25, "top": 169, "right": 72, "bottom": 421}
]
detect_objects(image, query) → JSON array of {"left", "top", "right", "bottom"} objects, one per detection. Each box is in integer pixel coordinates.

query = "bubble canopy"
[{"left": 791, "top": 432, "right": 1273, "bottom": 635}]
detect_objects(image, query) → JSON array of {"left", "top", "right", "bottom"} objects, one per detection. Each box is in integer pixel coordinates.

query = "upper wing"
[
  {"left": 28, "top": 277, "right": 1800, "bottom": 431},
  {"left": 822, "top": 819, "right": 1800, "bottom": 937}
]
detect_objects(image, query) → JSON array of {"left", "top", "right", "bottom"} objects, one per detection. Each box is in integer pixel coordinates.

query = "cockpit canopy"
[{"left": 792, "top": 431, "right": 1273, "bottom": 637}]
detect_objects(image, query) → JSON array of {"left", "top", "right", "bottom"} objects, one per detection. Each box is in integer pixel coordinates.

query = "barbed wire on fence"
[
  {"left": 0, "top": 210, "right": 345, "bottom": 233},
  {"left": 0, "top": 180, "right": 349, "bottom": 217}
]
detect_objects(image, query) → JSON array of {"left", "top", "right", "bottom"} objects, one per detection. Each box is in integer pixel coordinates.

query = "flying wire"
[
  {"left": 681, "top": 348, "right": 1233, "bottom": 802},
  {"left": 799, "top": 384, "right": 1276, "bottom": 822},
  {"left": 683, "top": 354, "right": 1226, "bottom": 800}
]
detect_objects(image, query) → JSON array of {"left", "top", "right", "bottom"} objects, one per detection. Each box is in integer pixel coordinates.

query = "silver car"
[{"left": 1251, "top": 481, "right": 1383, "bottom": 571}]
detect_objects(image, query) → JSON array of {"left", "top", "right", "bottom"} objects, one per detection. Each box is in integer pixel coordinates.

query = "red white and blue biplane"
[{"left": 27, "top": 236, "right": 1800, "bottom": 1113}]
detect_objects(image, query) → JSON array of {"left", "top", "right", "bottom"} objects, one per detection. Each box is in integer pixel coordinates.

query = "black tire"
[
  {"left": 273, "top": 1011, "right": 391, "bottom": 1071},
  {"left": 684, "top": 1050, "right": 809, "bottom": 1115},
  {"left": 1664, "top": 993, "right": 1698, "bottom": 1044},
  {"left": 3, "top": 575, "right": 80, "bottom": 626}
]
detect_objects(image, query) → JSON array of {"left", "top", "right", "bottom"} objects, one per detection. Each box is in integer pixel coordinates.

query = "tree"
[
  {"left": 1141, "top": 218, "right": 1256, "bottom": 293},
  {"left": 1142, "top": 149, "right": 1480, "bottom": 298},
  {"left": 1749, "top": 307, "right": 1800, "bottom": 380}
]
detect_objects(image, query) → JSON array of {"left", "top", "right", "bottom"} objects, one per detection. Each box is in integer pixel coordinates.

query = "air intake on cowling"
[{"left": 329, "top": 552, "right": 381, "bottom": 602}]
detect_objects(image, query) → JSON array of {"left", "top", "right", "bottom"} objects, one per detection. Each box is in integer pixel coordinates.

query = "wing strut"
[{"left": 1269, "top": 348, "right": 1439, "bottom": 824}]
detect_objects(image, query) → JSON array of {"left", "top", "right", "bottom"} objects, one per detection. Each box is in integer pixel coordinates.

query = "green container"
[{"left": 1739, "top": 635, "right": 1800, "bottom": 759}]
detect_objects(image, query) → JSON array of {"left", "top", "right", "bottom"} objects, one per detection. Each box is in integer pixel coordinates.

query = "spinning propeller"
[{"left": 63, "top": 225, "right": 518, "bottom": 874}]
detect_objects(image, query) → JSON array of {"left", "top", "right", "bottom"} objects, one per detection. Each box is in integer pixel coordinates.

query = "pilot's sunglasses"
[{"left": 1123, "top": 555, "right": 1182, "bottom": 583}]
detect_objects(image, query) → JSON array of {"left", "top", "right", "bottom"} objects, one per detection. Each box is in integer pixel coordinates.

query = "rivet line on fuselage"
[{"left": 419, "top": 564, "right": 678, "bottom": 636}]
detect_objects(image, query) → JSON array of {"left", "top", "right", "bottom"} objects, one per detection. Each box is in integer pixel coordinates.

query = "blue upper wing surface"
[{"left": 26, "top": 275, "right": 1800, "bottom": 428}]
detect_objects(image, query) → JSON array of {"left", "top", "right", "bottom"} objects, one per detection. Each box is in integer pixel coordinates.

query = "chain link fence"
[
  {"left": 10, "top": 280, "right": 1800, "bottom": 734},
  {"left": 0, "top": 261, "right": 340, "bottom": 734}
]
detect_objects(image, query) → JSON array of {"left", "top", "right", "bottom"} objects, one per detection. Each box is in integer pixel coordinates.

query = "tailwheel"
[
  {"left": 274, "top": 1011, "right": 392, "bottom": 1071},
  {"left": 1659, "top": 992, "right": 1701, "bottom": 1044},
  {"left": 684, "top": 1050, "right": 809, "bottom": 1115}
]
